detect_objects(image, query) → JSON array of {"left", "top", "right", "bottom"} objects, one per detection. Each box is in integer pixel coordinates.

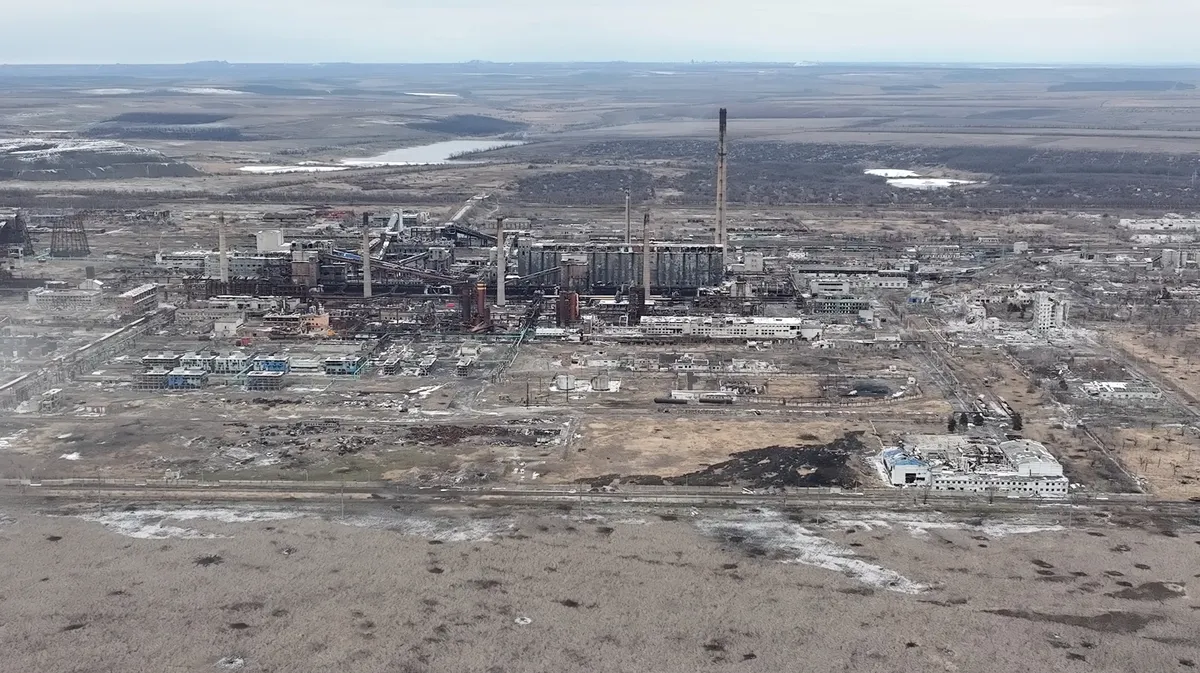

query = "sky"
[{"left": 2, "top": 0, "right": 1198, "bottom": 65}]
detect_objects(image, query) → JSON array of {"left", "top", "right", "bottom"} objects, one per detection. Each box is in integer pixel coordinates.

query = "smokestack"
[
  {"left": 624, "top": 193, "right": 631, "bottom": 244},
  {"left": 362, "top": 230, "right": 372, "bottom": 298},
  {"left": 716, "top": 108, "right": 727, "bottom": 252},
  {"left": 496, "top": 217, "right": 506, "bottom": 307},
  {"left": 642, "top": 211, "right": 651, "bottom": 305},
  {"left": 218, "top": 212, "right": 229, "bottom": 284}
]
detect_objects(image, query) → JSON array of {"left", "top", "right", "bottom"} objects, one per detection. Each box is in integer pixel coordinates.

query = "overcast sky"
[{"left": 2, "top": 0, "right": 1197, "bottom": 65}]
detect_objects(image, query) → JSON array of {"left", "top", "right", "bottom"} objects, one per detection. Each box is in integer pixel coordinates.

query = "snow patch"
[
  {"left": 888, "top": 177, "right": 979, "bottom": 190},
  {"left": 82, "top": 88, "right": 145, "bottom": 95},
  {"left": 167, "top": 87, "right": 249, "bottom": 96},
  {"left": 340, "top": 513, "right": 510, "bottom": 542},
  {"left": 239, "top": 165, "right": 349, "bottom": 175},
  {"left": 402, "top": 92, "right": 459, "bottom": 98},
  {"left": 74, "top": 507, "right": 303, "bottom": 539},
  {"left": 59, "top": 452, "right": 81, "bottom": 461},
  {"left": 697, "top": 511, "right": 927, "bottom": 594}
]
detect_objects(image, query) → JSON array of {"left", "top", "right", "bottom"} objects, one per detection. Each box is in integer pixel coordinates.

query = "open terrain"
[{"left": 0, "top": 498, "right": 1196, "bottom": 673}]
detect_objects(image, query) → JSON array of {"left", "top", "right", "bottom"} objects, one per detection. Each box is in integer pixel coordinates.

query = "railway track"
[{"left": 4, "top": 478, "right": 1197, "bottom": 524}]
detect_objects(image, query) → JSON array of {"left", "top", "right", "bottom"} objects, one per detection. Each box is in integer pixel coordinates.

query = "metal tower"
[
  {"left": 0, "top": 210, "right": 35, "bottom": 256},
  {"left": 49, "top": 213, "right": 90, "bottom": 258}
]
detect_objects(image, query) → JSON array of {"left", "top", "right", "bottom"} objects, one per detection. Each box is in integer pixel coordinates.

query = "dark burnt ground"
[{"left": 577, "top": 432, "right": 869, "bottom": 489}]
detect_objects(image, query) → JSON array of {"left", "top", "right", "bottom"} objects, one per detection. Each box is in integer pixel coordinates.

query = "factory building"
[
  {"left": 879, "top": 435, "right": 1068, "bottom": 498},
  {"left": 27, "top": 286, "right": 102, "bottom": 311},
  {"left": 517, "top": 241, "right": 725, "bottom": 291},
  {"left": 637, "top": 316, "right": 824, "bottom": 340},
  {"left": 155, "top": 250, "right": 209, "bottom": 272},
  {"left": 117, "top": 283, "right": 161, "bottom": 316},
  {"left": 203, "top": 251, "right": 291, "bottom": 280}
]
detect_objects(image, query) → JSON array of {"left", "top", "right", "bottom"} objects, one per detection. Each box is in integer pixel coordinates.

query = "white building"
[
  {"left": 1032, "top": 291, "right": 1069, "bottom": 332},
  {"left": 255, "top": 230, "right": 287, "bottom": 252},
  {"left": 743, "top": 251, "right": 765, "bottom": 274},
  {"left": 155, "top": 250, "right": 209, "bottom": 272},
  {"left": 638, "top": 316, "right": 824, "bottom": 340},
  {"left": 1161, "top": 248, "right": 1181, "bottom": 271},
  {"left": 1080, "top": 381, "right": 1163, "bottom": 404},
  {"left": 1119, "top": 217, "right": 1200, "bottom": 231},
  {"left": 879, "top": 435, "right": 1069, "bottom": 498},
  {"left": 203, "top": 252, "right": 290, "bottom": 279}
]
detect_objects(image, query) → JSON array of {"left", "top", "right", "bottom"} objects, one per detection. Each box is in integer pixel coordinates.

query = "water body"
[
  {"left": 240, "top": 139, "right": 524, "bottom": 174},
  {"left": 341, "top": 139, "right": 523, "bottom": 167}
]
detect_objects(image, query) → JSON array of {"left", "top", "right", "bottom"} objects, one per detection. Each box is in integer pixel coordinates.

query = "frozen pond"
[
  {"left": 341, "top": 139, "right": 523, "bottom": 167},
  {"left": 887, "top": 177, "right": 979, "bottom": 190},
  {"left": 242, "top": 139, "right": 523, "bottom": 173}
]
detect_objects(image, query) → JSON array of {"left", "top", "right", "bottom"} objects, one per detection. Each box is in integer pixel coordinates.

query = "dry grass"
[
  {"left": 560, "top": 418, "right": 872, "bottom": 481},
  {"left": 0, "top": 501, "right": 1196, "bottom": 673},
  {"left": 1100, "top": 427, "right": 1200, "bottom": 500}
]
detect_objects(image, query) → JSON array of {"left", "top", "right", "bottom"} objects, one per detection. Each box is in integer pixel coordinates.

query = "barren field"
[
  {"left": 563, "top": 418, "right": 874, "bottom": 482},
  {"left": 1, "top": 499, "right": 1196, "bottom": 673},
  {"left": 1095, "top": 426, "right": 1200, "bottom": 501}
]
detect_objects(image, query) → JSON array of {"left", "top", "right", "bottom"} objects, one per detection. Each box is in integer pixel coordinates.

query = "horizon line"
[{"left": 2, "top": 59, "right": 1200, "bottom": 69}]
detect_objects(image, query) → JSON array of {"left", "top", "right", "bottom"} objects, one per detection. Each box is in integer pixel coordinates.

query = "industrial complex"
[{"left": 2, "top": 107, "right": 1200, "bottom": 506}]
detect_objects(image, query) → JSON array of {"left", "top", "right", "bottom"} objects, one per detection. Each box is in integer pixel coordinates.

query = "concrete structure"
[
  {"left": 517, "top": 241, "right": 725, "bottom": 291},
  {"left": 117, "top": 283, "right": 160, "bottom": 316},
  {"left": 179, "top": 352, "right": 217, "bottom": 372},
  {"left": 142, "top": 352, "right": 181, "bottom": 369},
  {"left": 204, "top": 252, "right": 291, "bottom": 280},
  {"left": 1081, "top": 381, "right": 1163, "bottom": 404},
  {"left": 1161, "top": 248, "right": 1181, "bottom": 271},
  {"left": 213, "top": 353, "right": 252, "bottom": 374},
  {"left": 253, "top": 354, "right": 291, "bottom": 373},
  {"left": 1119, "top": 217, "right": 1200, "bottom": 231},
  {"left": 262, "top": 311, "right": 330, "bottom": 335},
  {"left": 27, "top": 286, "right": 101, "bottom": 311},
  {"left": 155, "top": 251, "right": 210, "bottom": 272},
  {"left": 255, "top": 230, "right": 287, "bottom": 253},
  {"left": 245, "top": 370, "right": 286, "bottom": 391},
  {"left": 166, "top": 367, "right": 208, "bottom": 389},
  {"left": 1033, "top": 291, "right": 1069, "bottom": 332},
  {"left": 880, "top": 435, "right": 1068, "bottom": 498},
  {"left": 638, "top": 316, "right": 823, "bottom": 340},
  {"left": 134, "top": 369, "right": 170, "bottom": 390},
  {"left": 743, "top": 251, "right": 765, "bottom": 274},
  {"left": 496, "top": 218, "right": 506, "bottom": 307},
  {"left": 715, "top": 107, "right": 728, "bottom": 253},
  {"left": 323, "top": 355, "right": 366, "bottom": 376},
  {"left": 361, "top": 230, "right": 372, "bottom": 299}
]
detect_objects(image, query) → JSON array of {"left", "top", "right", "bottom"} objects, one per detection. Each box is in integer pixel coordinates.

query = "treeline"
[
  {"left": 521, "top": 141, "right": 1200, "bottom": 209},
  {"left": 517, "top": 169, "right": 655, "bottom": 205},
  {"left": 83, "top": 125, "right": 246, "bottom": 141}
]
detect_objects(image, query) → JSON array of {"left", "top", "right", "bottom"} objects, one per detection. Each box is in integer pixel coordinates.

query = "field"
[{"left": 1, "top": 499, "right": 1196, "bottom": 673}]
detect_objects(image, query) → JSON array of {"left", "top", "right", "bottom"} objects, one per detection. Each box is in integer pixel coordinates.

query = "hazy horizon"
[{"left": 2, "top": 0, "right": 1197, "bottom": 66}]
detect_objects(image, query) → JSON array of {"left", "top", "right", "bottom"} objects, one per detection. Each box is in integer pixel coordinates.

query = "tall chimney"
[
  {"left": 496, "top": 217, "right": 506, "bottom": 307},
  {"left": 218, "top": 212, "right": 229, "bottom": 284},
  {"left": 642, "top": 211, "right": 651, "bottom": 305},
  {"left": 716, "top": 107, "right": 728, "bottom": 253},
  {"left": 624, "top": 193, "right": 631, "bottom": 244},
  {"left": 362, "top": 230, "right": 372, "bottom": 299}
]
